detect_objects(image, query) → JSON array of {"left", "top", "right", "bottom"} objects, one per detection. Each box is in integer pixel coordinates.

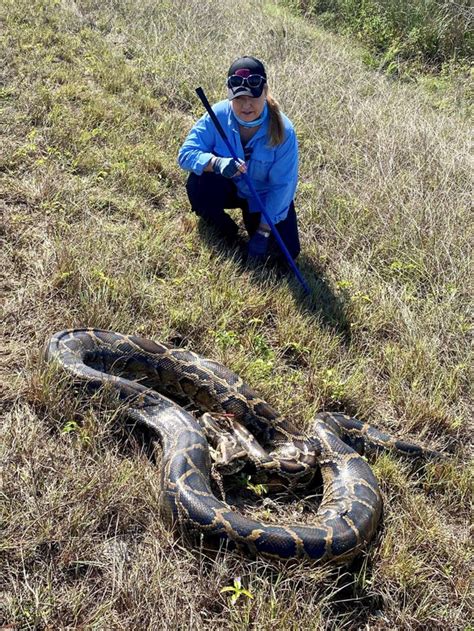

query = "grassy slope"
[
  {"left": 1, "top": 0, "right": 472, "bottom": 628},
  {"left": 286, "top": 0, "right": 473, "bottom": 70}
]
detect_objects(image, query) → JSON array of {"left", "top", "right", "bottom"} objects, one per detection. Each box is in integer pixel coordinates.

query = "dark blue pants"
[{"left": 186, "top": 172, "right": 300, "bottom": 259}]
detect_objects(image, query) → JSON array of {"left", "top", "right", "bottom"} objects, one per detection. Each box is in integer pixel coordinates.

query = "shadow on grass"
[
  {"left": 193, "top": 523, "right": 385, "bottom": 629},
  {"left": 318, "top": 560, "right": 384, "bottom": 630},
  {"left": 197, "top": 218, "right": 352, "bottom": 344}
]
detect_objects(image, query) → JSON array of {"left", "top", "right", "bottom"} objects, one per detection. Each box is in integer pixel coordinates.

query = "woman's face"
[{"left": 231, "top": 86, "right": 267, "bottom": 123}]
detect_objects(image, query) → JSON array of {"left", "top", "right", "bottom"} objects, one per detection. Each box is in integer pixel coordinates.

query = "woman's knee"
[
  {"left": 186, "top": 172, "right": 236, "bottom": 213},
  {"left": 275, "top": 203, "right": 300, "bottom": 259}
]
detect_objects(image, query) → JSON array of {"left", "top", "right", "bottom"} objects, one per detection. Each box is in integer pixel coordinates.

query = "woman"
[{"left": 178, "top": 56, "right": 300, "bottom": 262}]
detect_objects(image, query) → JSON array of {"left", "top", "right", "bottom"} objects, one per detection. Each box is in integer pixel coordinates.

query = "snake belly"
[{"left": 44, "top": 329, "right": 383, "bottom": 562}]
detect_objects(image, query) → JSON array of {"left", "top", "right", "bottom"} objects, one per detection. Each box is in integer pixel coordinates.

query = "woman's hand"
[{"left": 212, "top": 157, "right": 246, "bottom": 178}]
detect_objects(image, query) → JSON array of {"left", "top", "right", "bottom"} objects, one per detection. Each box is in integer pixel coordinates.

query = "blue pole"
[{"left": 195, "top": 87, "right": 310, "bottom": 295}]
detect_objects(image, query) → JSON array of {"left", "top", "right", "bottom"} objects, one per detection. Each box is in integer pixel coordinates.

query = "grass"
[
  {"left": 286, "top": 0, "right": 473, "bottom": 78},
  {"left": 1, "top": 0, "right": 472, "bottom": 628}
]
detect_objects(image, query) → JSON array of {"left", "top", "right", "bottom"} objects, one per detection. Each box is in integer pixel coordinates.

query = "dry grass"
[{"left": 1, "top": 0, "right": 473, "bottom": 628}]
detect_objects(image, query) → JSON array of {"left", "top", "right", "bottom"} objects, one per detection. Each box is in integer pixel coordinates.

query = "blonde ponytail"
[{"left": 266, "top": 92, "right": 285, "bottom": 147}]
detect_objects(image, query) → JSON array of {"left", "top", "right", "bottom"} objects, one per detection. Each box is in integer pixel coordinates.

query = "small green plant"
[
  {"left": 335, "top": 279, "right": 353, "bottom": 290},
  {"left": 246, "top": 357, "right": 275, "bottom": 381},
  {"left": 320, "top": 368, "right": 346, "bottom": 402},
  {"left": 61, "top": 420, "right": 91, "bottom": 446},
  {"left": 238, "top": 474, "right": 269, "bottom": 497},
  {"left": 214, "top": 328, "right": 240, "bottom": 351},
  {"left": 220, "top": 577, "right": 254, "bottom": 605}
]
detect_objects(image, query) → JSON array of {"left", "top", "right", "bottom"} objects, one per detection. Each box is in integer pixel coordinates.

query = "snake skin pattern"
[{"left": 44, "top": 329, "right": 440, "bottom": 562}]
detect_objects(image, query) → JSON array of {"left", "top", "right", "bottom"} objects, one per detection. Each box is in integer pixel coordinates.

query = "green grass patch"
[{"left": 287, "top": 0, "right": 473, "bottom": 68}]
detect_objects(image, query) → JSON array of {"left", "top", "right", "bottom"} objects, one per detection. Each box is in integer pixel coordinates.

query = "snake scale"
[{"left": 45, "top": 329, "right": 440, "bottom": 562}]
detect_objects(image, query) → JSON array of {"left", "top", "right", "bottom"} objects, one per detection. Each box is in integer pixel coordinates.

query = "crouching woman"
[{"left": 178, "top": 56, "right": 300, "bottom": 262}]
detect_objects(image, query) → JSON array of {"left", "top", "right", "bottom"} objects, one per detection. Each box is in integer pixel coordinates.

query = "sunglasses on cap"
[{"left": 227, "top": 74, "right": 267, "bottom": 90}]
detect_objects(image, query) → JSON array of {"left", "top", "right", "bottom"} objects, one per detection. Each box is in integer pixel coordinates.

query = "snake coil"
[{"left": 45, "top": 329, "right": 440, "bottom": 562}]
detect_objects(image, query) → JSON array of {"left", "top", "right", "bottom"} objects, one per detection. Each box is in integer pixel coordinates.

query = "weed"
[{"left": 220, "top": 576, "right": 255, "bottom": 605}]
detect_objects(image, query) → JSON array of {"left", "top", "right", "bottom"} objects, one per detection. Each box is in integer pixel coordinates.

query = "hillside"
[{"left": 1, "top": 0, "right": 472, "bottom": 629}]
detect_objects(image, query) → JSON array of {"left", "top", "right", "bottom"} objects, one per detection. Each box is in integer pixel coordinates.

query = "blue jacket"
[{"left": 178, "top": 100, "right": 298, "bottom": 224}]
